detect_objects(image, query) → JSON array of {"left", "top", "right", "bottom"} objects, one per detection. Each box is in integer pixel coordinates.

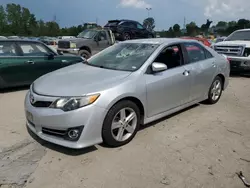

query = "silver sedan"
[{"left": 24, "top": 38, "right": 230, "bottom": 149}]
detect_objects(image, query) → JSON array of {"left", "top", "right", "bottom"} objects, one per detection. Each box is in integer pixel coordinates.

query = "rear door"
[
  {"left": 17, "top": 41, "right": 69, "bottom": 81},
  {"left": 182, "top": 42, "right": 217, "bottom": 101},
  {"left": 0, "top": 41, "right": 33, "bottom": 86}
]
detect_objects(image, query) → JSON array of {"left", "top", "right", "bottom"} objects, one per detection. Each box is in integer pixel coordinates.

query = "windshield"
[
  {"left": 225, "top": 31, "right": 250, "bottom": 41},
  {"left": 86, "top": 43, "right": 159, "bottom": 72},
  {"left": 77, "top": 30, "right": 97, "bottom": 39}
]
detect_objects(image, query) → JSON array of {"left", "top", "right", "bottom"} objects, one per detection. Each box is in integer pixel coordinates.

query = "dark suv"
[{"left": 104, "top": 19, "right": 155, "bottom": 41}]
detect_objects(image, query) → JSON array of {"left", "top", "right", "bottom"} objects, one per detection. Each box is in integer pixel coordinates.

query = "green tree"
[
  {"left": 143, "top": 17, "right": 155, "bottom": 31},
  {"left": 173, "top": 24, "right": 181, "bottom": 37},
  {"left": 6, "top": 3, "right": 22, "bottom": 35},
  {"left": 0, "top": 5, "right": 7, "bottom": 34},
  {"left": 186, "top": 22, "right": 198, "bottom": 36}
]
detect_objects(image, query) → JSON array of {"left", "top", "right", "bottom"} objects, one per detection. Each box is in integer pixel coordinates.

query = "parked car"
[
  {"left": 0, "top": 40, "right": 84, "bottom": 89},
  {"left": 25, "top": 38, "right": 230, "bottom": 149},
  {"left": 0, "top": 36, "right": 7, "bottom": 39},
  {"left": 57, "top": 29, "right": 115, "bottom": 59},
  {"left": 212, "top": 29, "right": 250, "bottom": 73},
  {"left": 7, "top": 36, "right": 19, "bottom": 39},
  {"left": 181, "top": 37, "right": 211, "bottom": 47},
  {"left": 104, "top": 19, "right": 155, "bottom": 41}
]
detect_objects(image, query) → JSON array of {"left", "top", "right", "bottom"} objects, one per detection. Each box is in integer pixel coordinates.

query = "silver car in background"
[{"left": 24, "top": 38, "right": 230, "bottom": 149}]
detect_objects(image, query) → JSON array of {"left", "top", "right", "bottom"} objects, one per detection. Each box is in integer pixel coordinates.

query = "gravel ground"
[{"left": 0, "top": 77, "right": 250, "bottom": 188}]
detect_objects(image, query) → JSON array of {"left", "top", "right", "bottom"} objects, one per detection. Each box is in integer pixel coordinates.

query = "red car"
[{"left": 181, "top": 37, "right": 211, "bottom": 47}]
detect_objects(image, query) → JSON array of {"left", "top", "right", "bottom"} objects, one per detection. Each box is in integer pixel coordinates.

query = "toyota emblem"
[{"left": 30, "top": 94, "right": 35, "bottom": 104}]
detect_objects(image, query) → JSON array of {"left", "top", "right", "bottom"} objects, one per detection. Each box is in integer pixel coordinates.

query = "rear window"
[
  {"left": 0, "top": 42, "right": 18, "bottom": 56},
  {"left": 105, "top": 21, "right": 120, "bottom": 27}
]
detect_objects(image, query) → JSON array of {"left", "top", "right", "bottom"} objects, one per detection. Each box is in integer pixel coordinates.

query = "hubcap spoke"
[
  {"left": 116, "top": 127, "right": 125, "bottom": 141},
  {"left": 125, "top": 112, "right": 136, "bottom": 124},
  {"left": 120, "top": 109, "right": 126, "bottom": 120},
  {"left": 125, "top": 125, "right": 134, "bottom": 133},
  {"left": 112, "top": 121, "right": 122, "bottom": 130}
]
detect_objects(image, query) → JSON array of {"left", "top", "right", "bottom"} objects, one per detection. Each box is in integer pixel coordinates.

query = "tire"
[
  {"left": 79, "top": 50, "right": 91, "bottom": 59},
  {"left": 206, "top": 76, "right": 223, "bottom": 104},
  {"left": 123, "top": 32, "right": 131, "bottom": 41},
  {"left": 102, "top": 100, "right": 140, "bottom": 147}
]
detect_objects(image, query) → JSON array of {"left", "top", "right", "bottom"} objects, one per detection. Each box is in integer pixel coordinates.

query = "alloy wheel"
[
  {"left": 210, "top": 80, "right": 222, "bottom": 101},
  {"left": 111, "top": 107, "right": 137, "bottom": 142}
]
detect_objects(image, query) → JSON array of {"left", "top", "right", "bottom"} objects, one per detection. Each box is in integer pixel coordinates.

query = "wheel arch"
[
  {"left": 216, "top": 73, "right": 225, "bottom": 90},
  {"left": 106, "top": 96, "right": 145, "bottom": 124},
  {"left": 79, "top": 46, "right": 91, "bottom": 54}
]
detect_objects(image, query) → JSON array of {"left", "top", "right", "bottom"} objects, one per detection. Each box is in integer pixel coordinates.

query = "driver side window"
[
  {"left": 19, "top": 42, "right": 51, "bottom": 56},
  {"left": 137, "top": 23, "right": 144, "bottom": 29},
  {"left": 153, "top": 45, "right": 183, "bottom": 70}
]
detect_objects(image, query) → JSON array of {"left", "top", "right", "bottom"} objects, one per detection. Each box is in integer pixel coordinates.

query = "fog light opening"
[{"left": 68, "top": 129, "right": 80, "bottom": 139}]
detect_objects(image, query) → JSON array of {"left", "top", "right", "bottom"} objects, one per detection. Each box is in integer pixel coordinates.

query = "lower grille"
[
  {"left": 32, "top": 101, "right": 52, "bottom": 108},
  {"left": 58, "top": 41, "right": 70, "bottom": 49},
  {"left": 42, "top": 127, "right": 67, "bottom": 138}
]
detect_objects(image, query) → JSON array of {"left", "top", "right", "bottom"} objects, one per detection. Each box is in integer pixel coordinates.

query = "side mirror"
[
  {"left": 152, "top": 62, "right": 168, "bottom": 72},
  {"left": 47, "top": 52, "right": 55, "bottom": 60}
]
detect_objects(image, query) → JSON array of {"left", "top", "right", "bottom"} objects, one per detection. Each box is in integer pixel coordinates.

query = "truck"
[
  {"left": 57, "top": 28, "right": 115, "bottom": 59},
  {"left": 212, "top": 29, "right": 250, "bottom": 73}
]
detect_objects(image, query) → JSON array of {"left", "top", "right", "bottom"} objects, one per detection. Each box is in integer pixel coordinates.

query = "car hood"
[
  {"left": 33, "top": 63, "right": 132, "bottom": 96},
  {"left": 215, "top": 40, "right": 250, "bottom": 47}
]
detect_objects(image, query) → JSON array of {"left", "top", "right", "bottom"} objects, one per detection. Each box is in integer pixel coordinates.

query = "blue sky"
[{"left": 1, "top": 0, "right": 250, "bottom": 30}]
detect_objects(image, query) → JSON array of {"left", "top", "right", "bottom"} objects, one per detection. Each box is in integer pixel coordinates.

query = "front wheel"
[
  {"left": 206, "top": 76, "right": 223, "bottom": 104},
  {"left": 102, "top": 100, "right": 140, "bottom": 147},
  {"left": 79, "top": 50, "right": 91, "bottom": 59}
]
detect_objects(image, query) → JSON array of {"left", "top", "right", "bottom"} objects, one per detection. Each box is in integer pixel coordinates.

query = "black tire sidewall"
[
  {"left": 207, "top": 76, "right": 223, "bottom": 104},
  {"left": 102, "top": 100, "right": 140, "bottom": 147},
  {"left": 123, "top": 32, "right": 131, "bottom": 41},
  {"left": 79, "top": 50, "right": 91, "bottom": 59}
]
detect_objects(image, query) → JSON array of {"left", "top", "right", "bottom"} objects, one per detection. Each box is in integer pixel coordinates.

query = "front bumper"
[
  {"left": 57, "top": 48, "right": 79, "bottom": 55},
  {"left": 227, "top": 56, "right": 250, "bottom": 73},
  {"left": 24, "top": 91, "right": 107, "bottom": 149}
]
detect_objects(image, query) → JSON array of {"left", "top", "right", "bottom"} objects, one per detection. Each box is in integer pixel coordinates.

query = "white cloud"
[
  {"left": 182, "top": 0, "right": 250, "bottom": 20},
  {"left": 119, "top": 0, "right": 151, "bottom": 9}
]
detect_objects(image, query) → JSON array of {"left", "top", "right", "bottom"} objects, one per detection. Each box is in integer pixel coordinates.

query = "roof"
[
  {"left": 122, "top": 38, "right": 196, "bottom": 45},
  {"left": 0, "top": 39, "right": 42, "bottom": 43},
  {"left": 235, "top": 29, "right": 250, "bottom": 32}
]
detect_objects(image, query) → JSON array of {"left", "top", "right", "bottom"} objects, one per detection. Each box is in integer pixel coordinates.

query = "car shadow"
[
  {"left": 230, "top": 73, "right": 250, "bottom": 78},
  {"left": 140, "top": 104, "right": 200, "bottom": 131},
  {"left": 0, "top": 86, "right": 30, "bottom": 93},
  {"left": 27, "top": 127, "right": 98, "bottom": 156}
]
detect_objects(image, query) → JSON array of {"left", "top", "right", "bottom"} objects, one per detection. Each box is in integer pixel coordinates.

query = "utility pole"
[
  {"left": 183, "top": 17, "right": 186, "bottom": 29},
  {"left": 146, "top": 8, "right": 152, "bottom": 18},
  {"left": 96, "top": 17, "right": 98, "bottom": 25}
]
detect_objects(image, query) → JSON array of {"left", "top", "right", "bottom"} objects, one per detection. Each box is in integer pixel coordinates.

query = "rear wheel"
[
  {"left": 102, "top": 100, "right": 140, "bottom": 147},
  {"left": 206, "top": 76, "right": 223, "bottom": 104},
  {"left": 123, "top": 32, "right": 131, "bottom": 41},
  {"left": 79, "top": 50, "right": 91, "bottom": 59}
]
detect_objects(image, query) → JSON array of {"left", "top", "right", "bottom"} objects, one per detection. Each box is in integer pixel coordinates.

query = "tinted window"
[
  {"left": 121, "top": 22, "right": 136, "bottom": 28},
  {"left": 154, "top": 45, "right": 183, "bottom": 69},
  {"left": 184, "top": 43, "right": 206, "bottom": 63},
  {"left": 137, "top": 23, "right": 144, "bottom": 29},
  {"left": 19, "top": 43, "right": 50, "bottom": 56},
  {"left": 99, "top": 31, "right": 107, "bottom": 40},
  {"left": 0, "top": 42, "right": 18, "bottom": 56},
  {"left": 204, "top": 48, "right": 213, "bottom": 59}
]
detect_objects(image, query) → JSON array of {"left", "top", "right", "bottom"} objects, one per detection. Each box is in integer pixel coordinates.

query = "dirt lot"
[{"left": 0, "top": 77, "right": 250, "bottom": 188}]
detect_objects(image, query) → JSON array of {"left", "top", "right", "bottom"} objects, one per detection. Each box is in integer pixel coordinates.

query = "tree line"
[{"left": 1, "top": 3, "right": 250, "bottom": 37}]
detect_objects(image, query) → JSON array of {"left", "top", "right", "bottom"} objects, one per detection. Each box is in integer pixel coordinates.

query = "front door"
[
  {"left": 145, "top": 44, "right": 192, "bottom": 117},
  {"left": 95, "top": 31, "right": 109, "bottom": 53},
  {"left": 0, "top": 41, "right": 33, "bottom": 86}
]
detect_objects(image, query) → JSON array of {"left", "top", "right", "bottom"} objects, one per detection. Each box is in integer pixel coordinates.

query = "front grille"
[
  {"left": 58, "top": 41, "right": 70, "bottom": 49},
  {"left": 32, "top": 101, "right": 52, "bottom": 108},
  {"left": 214, "top": 45, "right": 243, "bottom": 56},
  {"left": 42, "top": 127, "right": 67, "bottom": 138}
]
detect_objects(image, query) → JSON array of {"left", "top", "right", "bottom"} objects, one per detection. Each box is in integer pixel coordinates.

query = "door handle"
[
  {"left": 183, "top": 70, "right": 190, "bottom": 76},
  {"left": 26, "top": 60, "right": 35, "bottom": 65},
  {"left": 212, "top": 62, "right": 217, "bottom": 67}
]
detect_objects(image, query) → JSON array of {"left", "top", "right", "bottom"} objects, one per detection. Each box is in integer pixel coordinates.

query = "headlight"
[
  {"left": 50, "top": 94, "right": 100, "bottom": 111},
  {"left": 70, "top": 42, "right": 77, "bottom": 48}
]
